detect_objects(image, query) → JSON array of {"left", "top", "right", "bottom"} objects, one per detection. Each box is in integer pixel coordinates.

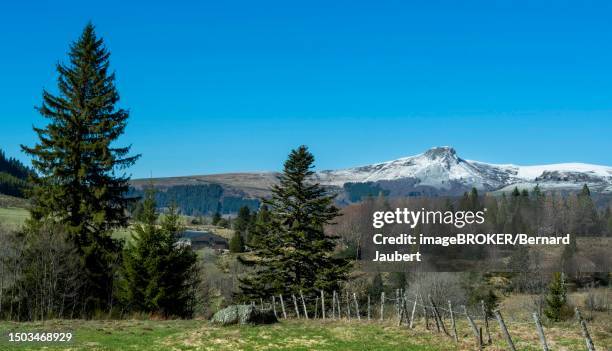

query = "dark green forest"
[
  {"left": 0, "top": 149, "right": 32, "bottom": 197},
  {"left": 128, "top": 184, "right": 259, "bottom": 215}
]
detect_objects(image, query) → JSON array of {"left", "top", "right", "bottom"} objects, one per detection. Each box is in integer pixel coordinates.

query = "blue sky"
[{"left": 1, "top": 1, "right": 611, "bottom": 178}]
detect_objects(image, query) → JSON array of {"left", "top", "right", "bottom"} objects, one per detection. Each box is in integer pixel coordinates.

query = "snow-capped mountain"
[{"left": 314, "top": 146, "right": 612, "bottom": 193}]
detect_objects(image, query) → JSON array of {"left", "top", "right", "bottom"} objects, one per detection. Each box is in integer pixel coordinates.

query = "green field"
[
  {"left": 0, "top": 317, "right": 610, "bottom": 351},
  {"left": 0, "top": 206, "right": 29, "bottom": 230},
  {"left": 0, "top": 204, "right": 133, "bottom": 242}
]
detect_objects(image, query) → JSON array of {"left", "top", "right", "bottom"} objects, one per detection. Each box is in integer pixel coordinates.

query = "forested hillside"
[
  {"left": 0, "top": 149, "right": 32, "bottom": 197},
  {"left": 129, "top": 184, "right": 259, "bottom": 215}
]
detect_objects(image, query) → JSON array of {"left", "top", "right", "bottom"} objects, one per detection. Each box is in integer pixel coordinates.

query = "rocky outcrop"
[{"left": 210, "top": 305, "right": 277, "bottom": 325}]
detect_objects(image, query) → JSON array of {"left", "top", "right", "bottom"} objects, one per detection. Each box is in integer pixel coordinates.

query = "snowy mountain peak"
[
  {"left": 315, "top": 147, "right": 612, "bottom": 194},
  {"left": 423, "top": 146, "right": 457, "bottom": 161}
]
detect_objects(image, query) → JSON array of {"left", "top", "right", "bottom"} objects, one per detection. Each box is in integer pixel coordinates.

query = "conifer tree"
[
  {"left": 544, "top": 272, "right": 568, "bottom": 322},
  {"left": 229, "top": 231, "right": 245, "bottom": 253},
  {"left": 573, "top": 184, "right": 599, "bottom": 235},
  {"left": 233, "top": 206, "right": 251, "bottom": 233},
  {"left": 248, "top": 205, "right": 271, "bottom": 247},
  {"left": 21, "top": 23, "right": 139, "bottom": 312},
  {"left": 239, "top": 146, "right": 350, "bottom": 300},
  {"left": 120, "top": 194, "right": 198, "bottom": 318}
]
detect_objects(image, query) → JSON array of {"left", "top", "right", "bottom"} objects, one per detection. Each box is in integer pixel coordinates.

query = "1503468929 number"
[{"left": 7, "top": 332, "right": 73, "bottom": 342}]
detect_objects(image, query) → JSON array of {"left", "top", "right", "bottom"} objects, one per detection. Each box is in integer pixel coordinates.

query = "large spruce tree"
[
  {"left": 239, "top": 146, "right": 350, "bottom": 300},
  {"left": 22, "top": 23, "right": 139, "bottom": 312}
]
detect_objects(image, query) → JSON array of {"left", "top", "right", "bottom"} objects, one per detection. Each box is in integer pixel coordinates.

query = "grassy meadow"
[
  {"left": 0, "top": 314, "right": 610, "bottom": 351},
  {"left": 0, "top": 206, "right": 29, "bottom": 230},
  {"left": 1, "top": 196, "right": 611, "bottom": 350}
]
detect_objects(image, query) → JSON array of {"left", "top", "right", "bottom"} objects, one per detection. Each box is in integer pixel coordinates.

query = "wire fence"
[{"left": 248, "top": 288, "right": 600, "bottom": 351}]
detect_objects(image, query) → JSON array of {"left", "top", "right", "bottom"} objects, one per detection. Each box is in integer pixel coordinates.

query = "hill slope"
[{"left": 130, "top": 147, "right": 612, "bottom": 213}]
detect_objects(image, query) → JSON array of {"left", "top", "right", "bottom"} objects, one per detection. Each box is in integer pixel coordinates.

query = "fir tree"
[
  {"left": 229, "top": 231, "right": 245, "bottom": 253},
  {"left": 573, "top": 184, "right": 599, "bottom": 235},
  {"left": 248, "top": 205, "right": 271, "bottom": 247},
  {"left": 233, "top": 206, "right": 251, "bottom": 233},
  {"left": 239, "top": 146, "right": 350, "bottom": 300},
  {"left": 21, "top": 23, "right": 139, "bottom": 312},
  {"left": 120, "top": 194, "right": 198, "bottom": 318},
  {"left": 544, "top": 272, "right": 568, "bottom": 322}
]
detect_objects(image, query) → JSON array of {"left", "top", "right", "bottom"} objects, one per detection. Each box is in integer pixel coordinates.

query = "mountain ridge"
[{"left": 132, "top": 147, "right": 612, "bottom": 198}]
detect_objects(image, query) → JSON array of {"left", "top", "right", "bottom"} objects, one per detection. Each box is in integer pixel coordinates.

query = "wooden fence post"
[
  {"left": 532, "top": 312, "right": 549, "bottom": 351},
  {"left": 279, "top": 295, "right": 287, "bottom": 319},
  {"left": 353, "top": 293, "right": 361, "bottom": 320},
  {"left": 314, "top": 297, "right": 319, "bottom": 319},
  {"left": 409, "top": 294, "right": 417, "bottom": 329},
  {"left": 575, "top": 308, "right": 596, "bottom": 351},
  {"left": 260, "top": 298, "right": 264, "bottom": 311},
  {"left": 420, "top": 293, "right": 429, "bottom": 330},
  {"left": 300, "top": 290, "right": 309, "bottom": 319},
  {"left": 321, "top": 290, "right": 326, "bottom": 320},
  {"left": 449, "top": 300, "right": 458, "bottom": 342},
  {"left": 494, "top": 309, "right": 517, "bottom": 351},
  {"left": 464, "top": 306, "right": 483, "bottom": 351},
  {"left": 429, "top": 294, "right": 448, "bottom": 336},
  {"left": 346, "top": 290, "right": 351, "bottom": 320},
  {"left": 397, "top": 296, "right": 405, "bottom": 326},
  {"left": 332, "top": 290, "right": 336, "bottom": 319},
  {"left": 395, "top": 289, "right": 400, "bottom": 320},
  {"left": 292, "top": 294, "right": 300, "bottom": 318},
  {"left": 380, "top": 292, "right": 385, "bottom": 321},
  {"left": 481, "top": 300, "right": 492, "bottom": 344},
  {"left": 272, "top": 296, "right": 278, "bottom": 319},
  {"left": 336, "top": 290, "right": 342, "bottom": 319},
  {"left": 367, "top": 295, "right": 371, "bottom": 321}
]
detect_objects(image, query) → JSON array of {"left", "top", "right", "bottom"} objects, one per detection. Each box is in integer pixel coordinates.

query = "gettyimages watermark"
[{"left": 360, "top": 207, "right": 612, "bottom": 272}]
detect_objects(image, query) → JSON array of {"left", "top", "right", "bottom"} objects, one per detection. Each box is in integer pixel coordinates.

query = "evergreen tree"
[
  {"left": 120, "top": 194, "right": 198, "bottom": 318},
  {"left": 229, "top": 231, "right": 245, "bottom": 253},
  {"left": 248, "top": 205, "right": 271, "bottom": 247},
  {"left": 211, "top": 211, "right": 222, "bottom": 225},
  {"left": 573, "top": 184, "right": 599, "bottom": 235},
  {"left": 470, "top": 187, "right": 480, "bottom": 210},
  {"left": 233, "top": 206, "right": 251, "bottom": 232},
  {"left": 368, "top": 273, "right": 385, "bottom": 297},
  {"left": 0, "top": 149, "right": 33, "bottom": 197},
  {"left": 21, "top": 23, "right": 139, "bottom": 312},
  {"left": 531, "top": 185, "right": 545, "bottom": 234},
  {"left": 239, "top": 146, "right": 350, "bottom": 300},
  {"left": 544, "top": 272, "right": 568, "bottom": 322}
]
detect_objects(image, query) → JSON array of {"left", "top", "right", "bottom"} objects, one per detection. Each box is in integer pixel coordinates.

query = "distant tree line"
[
  {"left": 128, "top": 184, "right": 259, "bottom": 216},
  {"left": 343, "top": 181, "right": 390, "bottom": 202},
  {"left": 0, "top": 149, "right": 32, "bottom": 197}
]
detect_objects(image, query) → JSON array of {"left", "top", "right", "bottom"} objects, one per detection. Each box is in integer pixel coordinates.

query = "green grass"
[
  {"left": 0, "top": 205, "right": 133, "bottom": 242},
  {"left": 0, "top": 317, "right": 609, "bottom": 350},
  {"left": 0, "top": 319, "right": 453, "bottom": 351},
  {"left": 0, "top": 206, "right": 29, "bottom": 230}
]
